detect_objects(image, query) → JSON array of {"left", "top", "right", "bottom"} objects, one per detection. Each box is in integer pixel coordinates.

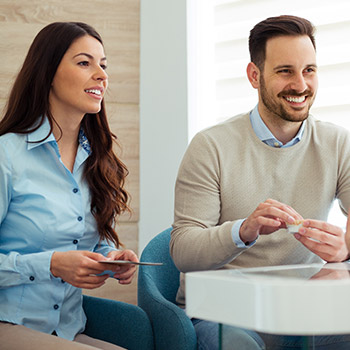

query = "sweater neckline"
[{"left": 246, "top": 113, "right": 312, "bottom": 152}]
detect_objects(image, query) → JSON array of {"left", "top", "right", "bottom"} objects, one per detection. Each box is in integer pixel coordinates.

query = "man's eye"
[
  {"left": 278, "top": 69, "right": 291, "bottom": 74},
  {"left": 305, "top": 68, "right": 316, "bottom": 73}
]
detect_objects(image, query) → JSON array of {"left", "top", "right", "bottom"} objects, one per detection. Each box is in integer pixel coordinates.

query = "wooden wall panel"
[
  {"left": 1, "top": 0, "right": 140, "bottom": 304},
  {"left": 108, "top": 103, "right": 139, "bottom": 221},
  {"left": 0, "top": 0, "right": 139, "bottom": 104}
]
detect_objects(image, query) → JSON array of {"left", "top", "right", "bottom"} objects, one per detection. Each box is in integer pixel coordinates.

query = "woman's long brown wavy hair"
[{"left": 0, "top": 22, "right": 129, "bottom": 248}]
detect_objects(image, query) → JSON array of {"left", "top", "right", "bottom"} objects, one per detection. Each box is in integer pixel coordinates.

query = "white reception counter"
[{"left": 186, "top": 263, "right": 350, "bottom": 335}]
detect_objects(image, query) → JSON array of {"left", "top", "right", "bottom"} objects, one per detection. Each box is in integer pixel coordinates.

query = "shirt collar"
[
  {"left": 249, "top": 105, "right": 305, "bottom": 148},
  {"left": 26, "top": 117, "right": 91, "bottom": 155},
  {"left": 27, "top": 117, "right": 56, "bottom": 150}
]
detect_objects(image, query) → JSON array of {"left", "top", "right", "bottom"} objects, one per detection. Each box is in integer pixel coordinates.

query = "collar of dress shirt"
[
  {"left": 249, "top": 105, "right": 305, "bottom": 148},
  {"left": 27, "top": 117, "right": 56, "bottom": 150},
  {"left": 26, "top": 117, "right": 91, "bottom": 155}
]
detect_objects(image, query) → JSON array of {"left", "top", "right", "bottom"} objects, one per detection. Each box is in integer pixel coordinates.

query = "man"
[{"left": 170, "top": 15, "right": 350, "bottom": 349}]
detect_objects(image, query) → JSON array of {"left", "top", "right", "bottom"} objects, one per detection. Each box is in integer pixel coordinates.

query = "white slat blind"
[
  {"left": 188, "top": 0, "right": 350, "bottom": 138},
  {"left": 187, "top": 0, "right": 350, "bottom": 226}
]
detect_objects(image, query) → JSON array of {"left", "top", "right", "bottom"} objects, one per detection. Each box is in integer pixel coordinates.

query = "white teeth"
[
  {"left": 285, "top": 96, "right": 305, "bottom": 103},
  {"left": 85, "top": 89, "right": 102, "bottom": 96}
]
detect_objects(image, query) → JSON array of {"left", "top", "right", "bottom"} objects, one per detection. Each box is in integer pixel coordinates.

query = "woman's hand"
[
  {"left": 105, "top": 249, "right": 139, "bottom": 284},
  {"left": 50, "top": 250, "right": 111, "bottom": 289}
]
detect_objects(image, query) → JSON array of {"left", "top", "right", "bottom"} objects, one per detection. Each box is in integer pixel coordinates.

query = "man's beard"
[{"left": 259, "top": 75, "right": 314, "bottom": 123}]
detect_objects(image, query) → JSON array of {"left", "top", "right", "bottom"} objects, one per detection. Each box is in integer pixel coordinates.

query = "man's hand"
[
  {"left": 345, "top": 208, "right": 350, "bottom": 260},
  {"left": 310, "top": 265, "right": 350, "bottom": 280},
  {"left": 295, "top": 219, "right": 349, "bottom": 262},
  {"left": 239, "top": 198, "right": 303, "bottom": 244}
]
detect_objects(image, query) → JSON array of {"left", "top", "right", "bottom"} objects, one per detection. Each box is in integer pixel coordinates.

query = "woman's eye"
[
  {"left": 100, "top": 64, "right": 107, "bottom": 70},
  {"left": 78, "top": 61, "right": 89, "bottom": 66}
]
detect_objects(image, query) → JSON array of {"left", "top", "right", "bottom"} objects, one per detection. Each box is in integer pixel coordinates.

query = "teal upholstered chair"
[
  {"left": 138, "top": 227, "right": 197, "bottom": 350},
  {"left": 83, "top": 295, "right": 154, "bottom": 350}
]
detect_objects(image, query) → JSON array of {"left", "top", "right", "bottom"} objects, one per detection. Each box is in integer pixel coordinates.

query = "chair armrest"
[
  {"left": 83, "top": 295, "right": 154, "bottom": 350},
  {"left": 138, "top": 272, "right": 196, "bottom": 350}
]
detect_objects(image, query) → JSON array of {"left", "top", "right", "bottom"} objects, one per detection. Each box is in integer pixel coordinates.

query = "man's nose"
[{"left": 289, "top": 72, "right": 307, "bottom": 93}]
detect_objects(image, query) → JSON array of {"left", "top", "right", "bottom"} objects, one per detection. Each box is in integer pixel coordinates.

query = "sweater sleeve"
[{"left": 170, "top": 131, "right": 248, "bottom": 273}]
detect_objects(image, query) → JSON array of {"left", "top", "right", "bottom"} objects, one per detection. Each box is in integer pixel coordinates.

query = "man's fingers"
[{"left": 303, "top": 219, "right": 342, "bottom": 236}]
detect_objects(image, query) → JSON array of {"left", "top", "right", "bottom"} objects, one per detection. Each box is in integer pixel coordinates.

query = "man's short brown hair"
[{"left": 249, "top": 15, "right": 316, "bottom": 69}]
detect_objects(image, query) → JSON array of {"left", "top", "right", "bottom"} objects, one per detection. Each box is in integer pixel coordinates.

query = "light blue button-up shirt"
[
  {"left": 0, "top": 118, "right": 117, "bottom": 340},
  {"left": 232, "top": 106, "right": 305, "bottom": 247}
]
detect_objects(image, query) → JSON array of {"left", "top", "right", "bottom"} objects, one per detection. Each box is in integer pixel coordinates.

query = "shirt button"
[
  {"left": 53, "top": 304, "right": 59, "bottom": 310},
  {"left": 29, "top": 276, "right": 35, "bottom": 281},
  {"left": 61, "top": 279, "right": 65, "bottom": 283},
  {"left": 77, "top": 216, "right": 83, "bottom": 222},
  {"left": 273, "top": 142, "right": 280, "bottom": 148},
  {"left": 73, "top": 239, "right": 78, "bottom": 244},
  {"left": 73, "top": 188, "right": 78, "bottom": 193}
]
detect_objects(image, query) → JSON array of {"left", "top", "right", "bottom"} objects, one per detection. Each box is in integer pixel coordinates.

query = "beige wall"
[{"left": 0, "top": 0, "right": 140, "bottom": 304}]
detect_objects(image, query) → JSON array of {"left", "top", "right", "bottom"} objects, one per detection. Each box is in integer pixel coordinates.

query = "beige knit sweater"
[{"left": 171, "top": 112, "right": 350, "bottom": 306}]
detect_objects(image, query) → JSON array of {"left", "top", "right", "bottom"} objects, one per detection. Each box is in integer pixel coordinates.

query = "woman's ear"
[{"left": 246, "top": 62, "right": 260, "bottom": 89}]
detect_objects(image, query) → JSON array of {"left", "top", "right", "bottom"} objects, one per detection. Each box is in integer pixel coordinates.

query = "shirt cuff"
[
  {"left": 231, "top": 219, "right": 257, "bottom": 248},
  {"left": 16, "top": 251, "right": 54, "bottom": 283}
]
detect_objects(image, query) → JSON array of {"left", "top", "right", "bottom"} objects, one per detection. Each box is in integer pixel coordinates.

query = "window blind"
[{"left": 188, "top": 0, "right": 350, "bottom": 136}]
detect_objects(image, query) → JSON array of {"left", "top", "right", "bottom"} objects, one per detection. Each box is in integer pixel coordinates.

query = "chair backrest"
[
  {"left": 139, "top": 227, "right": 179, "bottom": 303},
  {"left": 138, "top": 227, "right": 197, "bottom": 350}
]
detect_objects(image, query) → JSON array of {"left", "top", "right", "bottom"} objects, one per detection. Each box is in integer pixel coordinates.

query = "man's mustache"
[{"left": 277, "top": 89, "right": 313, "bottom": 97}]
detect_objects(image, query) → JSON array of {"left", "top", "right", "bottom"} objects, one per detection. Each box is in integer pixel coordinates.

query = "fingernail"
[
  {"left": 287, "top": 216, "right": 295, "bottom": 224},
  {"left": 294, "top": 233, "right": 301, "bottom": 240},
  {"left": 299, "top": 228, "right": 306, "bottom": 234},
  {"left": 303, "top": 220, "right": 309, "bottom": 227}
]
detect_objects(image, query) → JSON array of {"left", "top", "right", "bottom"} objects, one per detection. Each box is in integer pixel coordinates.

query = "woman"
[{"left": 0, "top": 22, "right": 138, "bottom": 349}]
